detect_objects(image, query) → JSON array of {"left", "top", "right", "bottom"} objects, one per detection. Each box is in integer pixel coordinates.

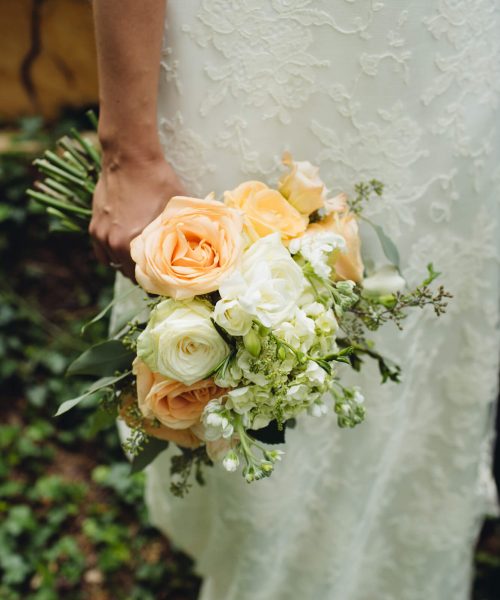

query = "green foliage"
[{"left": 0, "top": 113, "right": 199, "bottom": 600}]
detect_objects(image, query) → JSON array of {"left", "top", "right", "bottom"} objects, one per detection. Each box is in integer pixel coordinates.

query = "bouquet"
[{"left": 29, "top": 115, "right": 451, "bottom": 496}]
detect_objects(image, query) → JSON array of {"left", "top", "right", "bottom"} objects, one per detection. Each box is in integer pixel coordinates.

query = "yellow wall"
[{"left": 0, "top": 0, "right": 98, "bottom": 121}]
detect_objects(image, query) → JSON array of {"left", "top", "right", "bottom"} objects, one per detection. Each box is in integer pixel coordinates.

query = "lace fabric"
[{"left": 113, "top": 1, "right": 500, "bottom": 598}]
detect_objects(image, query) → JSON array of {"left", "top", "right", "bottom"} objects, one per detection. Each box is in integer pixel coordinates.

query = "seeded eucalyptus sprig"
[{"left": 27, "top": 110, "right": 100, "bottom": 233}]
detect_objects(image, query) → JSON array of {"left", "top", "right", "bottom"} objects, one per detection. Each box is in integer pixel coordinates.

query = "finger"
[
  {"left": 92, "top": 238, "right": 109, "bottom": 266},
  {"left": 116, "top": 245, "right": 136, "bottom": 282}
]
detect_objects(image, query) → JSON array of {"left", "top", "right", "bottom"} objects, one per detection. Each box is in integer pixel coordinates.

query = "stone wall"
[{"left": 0, "top": 0, "right": 98, "bottom": 121}]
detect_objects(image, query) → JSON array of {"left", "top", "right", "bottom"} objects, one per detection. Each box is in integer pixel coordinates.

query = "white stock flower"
[
  {"left": 274, "top": 307, "right": 315, "bottom": 353},
  {"left": 308, "top": 402, "right": 328, "bottom": 417},
  {"left": 289, "top": 230, "right": 346, "bottom": 279},
  {"left": 225, "top": 386, "right": 257, "bottom": 414},
  {"left": 219, "top": 233, "right": 306, "bottom": 327},
  {"left": 314, "top": 307, "right": 338, "bottom": 336},
  {"left": 202, "top": 400, "right": 234, "bottom": 441},
  {"left": 362, "top": 265, "right": 406, "bottom": 297},
  {"left": 137, "top": 298, "right": 229, "bottom": 385},
  {"left": 303, "top": 360, "right": 327, "bottom": 386},
  {"left": 213, "top": 297, "right": 253, "bottom": 336}
]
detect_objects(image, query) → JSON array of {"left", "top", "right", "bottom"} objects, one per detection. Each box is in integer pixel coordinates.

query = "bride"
[{"left": 89, "top": 1, "right": 500, "bottom": 598}]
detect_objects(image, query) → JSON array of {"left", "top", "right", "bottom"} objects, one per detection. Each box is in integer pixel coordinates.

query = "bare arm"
[{"left": 90, "top": 0, "right": 185, "bottom": 279}]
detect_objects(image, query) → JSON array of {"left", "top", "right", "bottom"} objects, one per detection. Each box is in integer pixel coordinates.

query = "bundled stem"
[{"left": 27, "top": 110, "right": 101, "bottom": 232}]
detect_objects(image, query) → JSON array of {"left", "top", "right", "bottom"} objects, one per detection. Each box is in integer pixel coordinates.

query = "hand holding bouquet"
[{"left": 29, "top": 121, "right": 451, "bottom": 496}]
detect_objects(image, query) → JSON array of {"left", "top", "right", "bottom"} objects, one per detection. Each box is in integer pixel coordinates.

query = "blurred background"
[{"left": 0, "top": 1, "right": 498, "bottom": 598}]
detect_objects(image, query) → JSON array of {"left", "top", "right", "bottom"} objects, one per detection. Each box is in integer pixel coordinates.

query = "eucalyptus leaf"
[
  {"left": 81, "top": 286, "right": 139, "bottom": 335},
  {"left": 55, "top": 372, "right": 130, "bottom": 416},
  {"left": 130, "top": 438, "right": 169, "bottom": 474},
  {"left": 364, "top": 218, "right": 401, "bottom": 269},
  {"left": 67, "top": 340, "right": 134, "bottom": 377}
]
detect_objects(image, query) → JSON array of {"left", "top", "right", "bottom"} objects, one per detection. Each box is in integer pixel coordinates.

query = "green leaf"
[
  {"left": 422, "top": 262, "right": 441, "bottom": 286},
  {"left": 55, "top": 372, "right": 130, "bottom": 416},
  {"left": 67, "top": 340, "right": 134, "bottom": 377},
  {"left": 364, "top": 218, "right": 401, "bottom": 269},
  {"left": 81, "top": 285, "right": 142, "bottom": 335},
  {"left": 130, "top": 438, "right": 169, "bottom": 474}
]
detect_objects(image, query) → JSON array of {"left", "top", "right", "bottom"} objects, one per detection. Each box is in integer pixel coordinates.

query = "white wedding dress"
[{"left": 113, "top": 2, "right": 500, "bottom": 599}]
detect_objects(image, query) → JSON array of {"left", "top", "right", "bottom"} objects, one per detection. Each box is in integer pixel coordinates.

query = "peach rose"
[
  {"left": 307, "top": 211, "right": 364, "bottom": 283},
  {"left": 224, "top": 181, "right": 307, "bottom": 243},
  {"left": 119, "top": 395, "right": 201, "bottom": 449},
  {"left": 130, "top": 195, "right": 244, "bottom": 299},
  {"left": 279, "top": 153, "right": 326, "bottom": 216},
  {"left": 133, "top": 358, "right": 226, "bottom": 430}
]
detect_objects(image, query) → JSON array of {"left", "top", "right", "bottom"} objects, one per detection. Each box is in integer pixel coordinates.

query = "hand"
[{"left": 89, "top": 149, "right": 187, "bottom": 280}]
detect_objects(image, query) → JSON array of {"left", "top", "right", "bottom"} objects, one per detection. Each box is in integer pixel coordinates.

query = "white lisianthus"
[
  {"left": 362, "top": 265, "right": 406, "bottom": 297},
  {"left": 213, "top": 297, "right": 253, "bottom": 336},
  {"left": 289, "top": 230, "right": 346, "bottom": 279},
  {"left": 137, "top": 298, "right": 229, "bottom": 385},
  {"left": 219, "top": 233, "right": 306, "bottom": 327}
]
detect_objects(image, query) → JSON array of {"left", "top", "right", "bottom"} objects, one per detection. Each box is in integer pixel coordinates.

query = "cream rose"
[
  {"left": 133, "top": 358, "right": 226, "bottom": 430},
  {"left": 278, "top": 152, "right": 326, "bottom": 215},
  {"left": 224, "top": 181, "right": 307, "bottom": 243},
  {"left": 137, "top": 298, "right": 230, "bottom": 385},
  {"left": 218, "top": 233, "right": 306, "bottom": 327},
  {"left": 130, "top": 195, "right": 243, "bottom": 299},
  {"left": 306, "top": 211, "right": 364, "bottom": 283}
]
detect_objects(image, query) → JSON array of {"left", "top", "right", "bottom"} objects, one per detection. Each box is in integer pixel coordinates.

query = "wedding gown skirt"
[{"left": 113, "top": 2, "right": 500, "bottom": 598}]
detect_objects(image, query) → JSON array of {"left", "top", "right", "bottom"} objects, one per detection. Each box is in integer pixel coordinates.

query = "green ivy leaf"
[
  {"left": 67, "top": 340, "right": 134, "bottom": 377},
  {"left": 130, "top": 439, "right": 169, "bottom": 474}
]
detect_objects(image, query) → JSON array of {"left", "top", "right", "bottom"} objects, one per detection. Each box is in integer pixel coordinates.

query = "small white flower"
[
  {"left": 202, "top": 400, "right": 234, "bottom": 441},
  {"left": 309, "top": 402, "right": 328, "bottom": 417},
  {"left": 222, "top": 450, "right": 240, "bottom": 472},
  {"left": 353, "top": 388, "right": 365, "bottom": 405},
  {"left": 304, "top": 361, "right": 327, "bottom": 386}
]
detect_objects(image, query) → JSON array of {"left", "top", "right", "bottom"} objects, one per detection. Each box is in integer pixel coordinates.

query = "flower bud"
[
  {"left": 243, "top": 328, "right": 261, "bottom": 357},
  {"left": 222, "top": 450, "right": 240, "bottom": 472}
]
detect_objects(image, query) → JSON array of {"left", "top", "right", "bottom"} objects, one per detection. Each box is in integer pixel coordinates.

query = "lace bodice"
[{"left": 113, "top": 2, "right": 500, "bottom": 598}]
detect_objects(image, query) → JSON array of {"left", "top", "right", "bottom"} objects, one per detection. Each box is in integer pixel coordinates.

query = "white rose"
[
  {"left": 362, "top": 265, "right": 406, "bottom": 297},
  {"left": 219, "top": 233, "right": 306, "bottom": 327},
  {"left": 213, "top": 297, "right": 253, "bottom": 336},
  {"left": 137, "top": 298, "right": 229, "bottom": 386}
]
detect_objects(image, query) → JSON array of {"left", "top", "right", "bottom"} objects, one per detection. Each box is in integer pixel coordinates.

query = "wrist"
[
  {"left": 98, "top": 118, "right": 162, "bottom": 160},
  {"left": 99, "top": 132, "right": 164, "bottom": 168}
]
